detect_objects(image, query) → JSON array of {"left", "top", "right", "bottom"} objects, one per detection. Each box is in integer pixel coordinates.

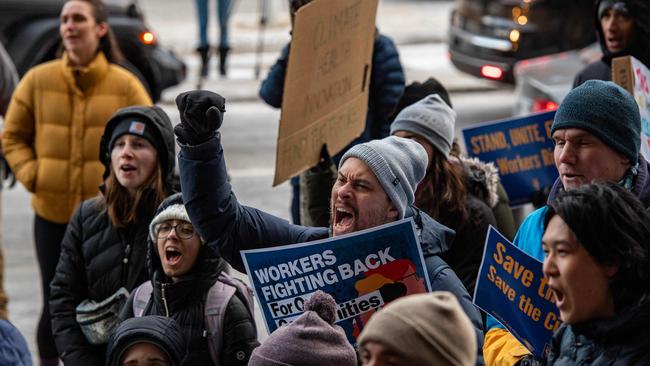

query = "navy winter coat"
[
  {"left": 259, "top": 33, "right": 405, "bottom": 163},
  {"left": 178, "top": 135, "right": 486, "bottom": 365},
  {"left": 0, "top": 320, "right": 31, "bottom": 366},
  {"left": 547, "top": 295, "right": 650, "bottom": 365}
]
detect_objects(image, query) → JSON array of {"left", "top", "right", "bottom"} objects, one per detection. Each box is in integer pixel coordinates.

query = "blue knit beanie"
[
  {"left": 551, "top": 80, "right": 641, "bottom": 163},
  {"left": 339, "top": 136, "right": 428, "bottom": 219}
]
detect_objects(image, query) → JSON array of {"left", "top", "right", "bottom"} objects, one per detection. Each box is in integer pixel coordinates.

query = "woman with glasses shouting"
[
  {"left": 119, "top": 193, "right": 259, "bottom": 365},
  {"left": 49, "top": 105, "right": 176, "bottom": 365}
]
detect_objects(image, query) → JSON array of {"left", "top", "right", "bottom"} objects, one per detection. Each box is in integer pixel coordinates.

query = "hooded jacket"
[
  {"left": 2, "top": 52, "right": 152, "bottom": 223},
  {"left": 106, "top": 315, "right": 186, "bottom": 366},
  {"left": 483, "top": 156, "right": 650, "bottom": 365},
  {"left": 177, "top": 134, "right": 486, "bottom": 365},
  {"left": 119, "top": 194, "right": 259, "bottom": 366},
  {"left": 49, "top": 106, "right": 176, "bottom": 366},
  {"left": 547, "top": 295, "right": 650, "bottom": 365},
  {"left": 574, "top": 0, "right": 650, "bottom": 87}
]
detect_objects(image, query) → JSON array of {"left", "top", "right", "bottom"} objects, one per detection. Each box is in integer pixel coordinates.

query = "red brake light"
[
  {"left": 532, "top": 99, "right": 558, "bottom": 112},
  {"left": 481, "top": 65, "right": 503, "bottom": 80},
  {"left": 140, "top": 31, "right": 156, "bottom": 45}
]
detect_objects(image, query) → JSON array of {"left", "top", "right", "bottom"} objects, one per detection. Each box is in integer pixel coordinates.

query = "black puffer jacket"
[
  {"left": 547, "top": 295, "right": 650, "bottom": 365},
  {"left": 574, "top": 0, "right": 650, "bottom": 87},
  {"left": 119, "top": 194, "right": 259, "bottom": 366},
  {"left": 49, "top": 106, "right": 176, "bottom": 365}
]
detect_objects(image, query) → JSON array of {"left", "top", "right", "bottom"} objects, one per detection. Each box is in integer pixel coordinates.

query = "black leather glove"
[
  {"left": 516, "top": 355, "right": 546, "bottom": 366},
  {"left": 174, "top": 90, "right": 226, "bottom": 145}
]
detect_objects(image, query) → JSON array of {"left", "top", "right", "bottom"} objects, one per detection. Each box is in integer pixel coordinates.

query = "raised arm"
[{"left": 175, "top": 91, "right": 327, "bottom": 272}]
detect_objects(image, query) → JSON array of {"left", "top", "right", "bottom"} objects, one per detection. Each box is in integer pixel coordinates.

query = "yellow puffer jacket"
[
  {"left": 2, "top": 52, "right": 152, "bottom": 224},
  {"left": 484, "top": 328, "right": 531, "bottom": 365}
]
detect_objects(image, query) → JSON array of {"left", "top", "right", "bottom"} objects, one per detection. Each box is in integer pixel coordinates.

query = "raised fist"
[{"left": 174, "top": 90, "right": 226, "bottom": 145}]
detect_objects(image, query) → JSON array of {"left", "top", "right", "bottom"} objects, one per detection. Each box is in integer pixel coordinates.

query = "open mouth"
[
  {"left": 165, "top": 247, "right": 182, "bottom": 266},
  {"left": 120, "top": 164, "right": 136, "bottom": 173},
  {"left": 549, "top": 285, "right": 565, "bottom": 308},
  {"left": 333, "top": 206, "right": 356, "bottom": 234}
]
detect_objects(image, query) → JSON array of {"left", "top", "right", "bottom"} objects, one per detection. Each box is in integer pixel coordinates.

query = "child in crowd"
[{"left": 106, "top": 315, "right": 186, "bottom": 366}]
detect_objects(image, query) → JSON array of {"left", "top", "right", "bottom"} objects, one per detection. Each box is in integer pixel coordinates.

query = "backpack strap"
[
  {"left": 204, "top": 272, "right": 256, "bottom": 365},
  {"left": 132, "top": 281, "right": 153, "bottom": 317}
]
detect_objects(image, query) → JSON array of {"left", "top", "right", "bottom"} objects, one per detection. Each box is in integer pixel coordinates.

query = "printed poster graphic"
[
  {"left": 241, "top": 219, "right": 431, "bottom": 345},
  {"left": 474, "top": 226, "right": 561, "bottom": 359},
  {"left": 462, "top": 110, "right": 558, "bottom": 206},
  {"left": 612, "top": 55, "right": 650, "bottom": 162}
]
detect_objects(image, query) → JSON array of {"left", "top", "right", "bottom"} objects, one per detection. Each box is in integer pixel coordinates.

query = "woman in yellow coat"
[{"left": 2, "top": 0, "right": 151, "bottom": 364}]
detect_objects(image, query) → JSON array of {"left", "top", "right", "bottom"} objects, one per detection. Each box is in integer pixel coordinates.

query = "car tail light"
[
  {"left": 481, "top": 65, "right": 503, "bottom": 80},
  {"left": 532, "top": 98, "right": 558, "bottom": 112},
  {"left": 140, "top": 31, "right": 156, "bottom": 45}
]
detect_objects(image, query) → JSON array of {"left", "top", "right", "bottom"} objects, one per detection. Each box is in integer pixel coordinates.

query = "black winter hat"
[
  {"left": 99, "top": 106, "right": 176, "bottom": 182},
  {"left": 106, "top": 315, "right": 186, "bottom": 366},
  {"left": 100, "top": 105, "right": 176, "bottom": 183},
  {"left": 552, "top": 80, "right": 641, "bottom": 163}
]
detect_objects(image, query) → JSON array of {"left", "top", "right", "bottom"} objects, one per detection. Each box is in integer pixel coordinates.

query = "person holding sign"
[
  {"left": 390, "top": 94, "right": 497, "bottom": 295},
  {"left": 483, "top": 80, "right": 650, "bottom": 365},
  {"left": 173, "top": 90, "right": 486, "bottom": 364},
  {"left": 573, "top": 0, "right": 650, "bottom": 87},
  {"left": 259, "top": 0, "right": 405, "bottom": 225},
  {"left": 542, "top": 182, "right": 650, "bottom": 364}
]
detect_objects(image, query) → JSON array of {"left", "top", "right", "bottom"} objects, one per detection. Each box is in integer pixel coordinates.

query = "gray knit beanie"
[
  {"left": 390, "top": 94, "right": 457, "bottom": 158},
  {"left": 358, "top": 292, "right": 477, "bottom": 366},
  {"left": 249, "top": 291, "right": 356, "bottom": 366},
  {"left": 339, "top": 136, "right": 428, "bottom": 219},
  {"left": 551, "top": 80, "right": 641, "bottom": 163}
]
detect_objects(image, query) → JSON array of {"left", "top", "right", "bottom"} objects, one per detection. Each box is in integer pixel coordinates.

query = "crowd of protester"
[{"left": 0, "top": 0, "right": 649, "bottom": 365}]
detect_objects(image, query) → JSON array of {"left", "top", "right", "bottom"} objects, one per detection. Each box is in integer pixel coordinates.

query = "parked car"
[
  {"left": 0, "top": 0, "right": 186, "bottom": 102},
  {"left": 448, "top": 0, "right": 595, "bottom": 83},
  {"left": 512, "top": 43, "right": 602, "bottom": 116}
]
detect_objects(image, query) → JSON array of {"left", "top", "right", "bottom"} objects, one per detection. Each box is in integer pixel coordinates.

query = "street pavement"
[{"left": 2, "top": 0, "right": 515, "bottom": 359}]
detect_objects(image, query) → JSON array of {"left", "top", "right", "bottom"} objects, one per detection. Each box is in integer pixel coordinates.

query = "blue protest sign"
[
  {"left": 241, "top": 218, "right": 431, "bottom": 345},
  {"left": 462, "top": 110, "right": 558, "bottom": 206},
  {"left": 474, "top": 226, "right": 561, "bottom": 359}
]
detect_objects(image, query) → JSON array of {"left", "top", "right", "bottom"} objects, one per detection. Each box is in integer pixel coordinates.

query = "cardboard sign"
[
  {"left": 273, "top": 0, "right": 378, "bottom": 186},
  {"left": 241, "top": 219, "right": 431, "bottom": 346},
  {"left": 474, "top": 226, "right": 561, "bottom": 359},
  {"left": 612, "top": 56, "right": 650, "bottom": 162},
  {"left": 461, "top": 111, "right": 559, "bottom": 206}
]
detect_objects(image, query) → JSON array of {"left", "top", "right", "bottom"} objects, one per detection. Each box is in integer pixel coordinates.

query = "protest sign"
[
  {"left": 273, "top": 0, "right": 379, "bottom": 186},
  {"left": 612, "top": 55, "right": 650, "bottom": 162},
  {"left": 462, "top": 111, "right": 558, "bottom": 206},
  {"left": 474, "top": 226, "right": 560, "bottom": 359},
  {"left": 241, "top": 218, "right": 431, "bottom": 345}
]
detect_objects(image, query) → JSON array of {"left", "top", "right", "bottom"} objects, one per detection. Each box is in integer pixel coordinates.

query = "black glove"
[
  {"left": 174, "top": 90, "right": 226, "bottom": 145},
  {"left": 516, "top": 355, "right": 546, "bottom": 366}
]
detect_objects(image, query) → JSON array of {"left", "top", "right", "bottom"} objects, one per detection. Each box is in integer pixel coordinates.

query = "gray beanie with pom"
[{"left": 248, "top": 291, "right": 357, "bottom": 366}]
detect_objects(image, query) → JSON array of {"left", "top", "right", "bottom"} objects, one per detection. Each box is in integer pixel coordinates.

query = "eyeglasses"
[{"left": 154, "top": 222, "right": 196, "bottom": 240}]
